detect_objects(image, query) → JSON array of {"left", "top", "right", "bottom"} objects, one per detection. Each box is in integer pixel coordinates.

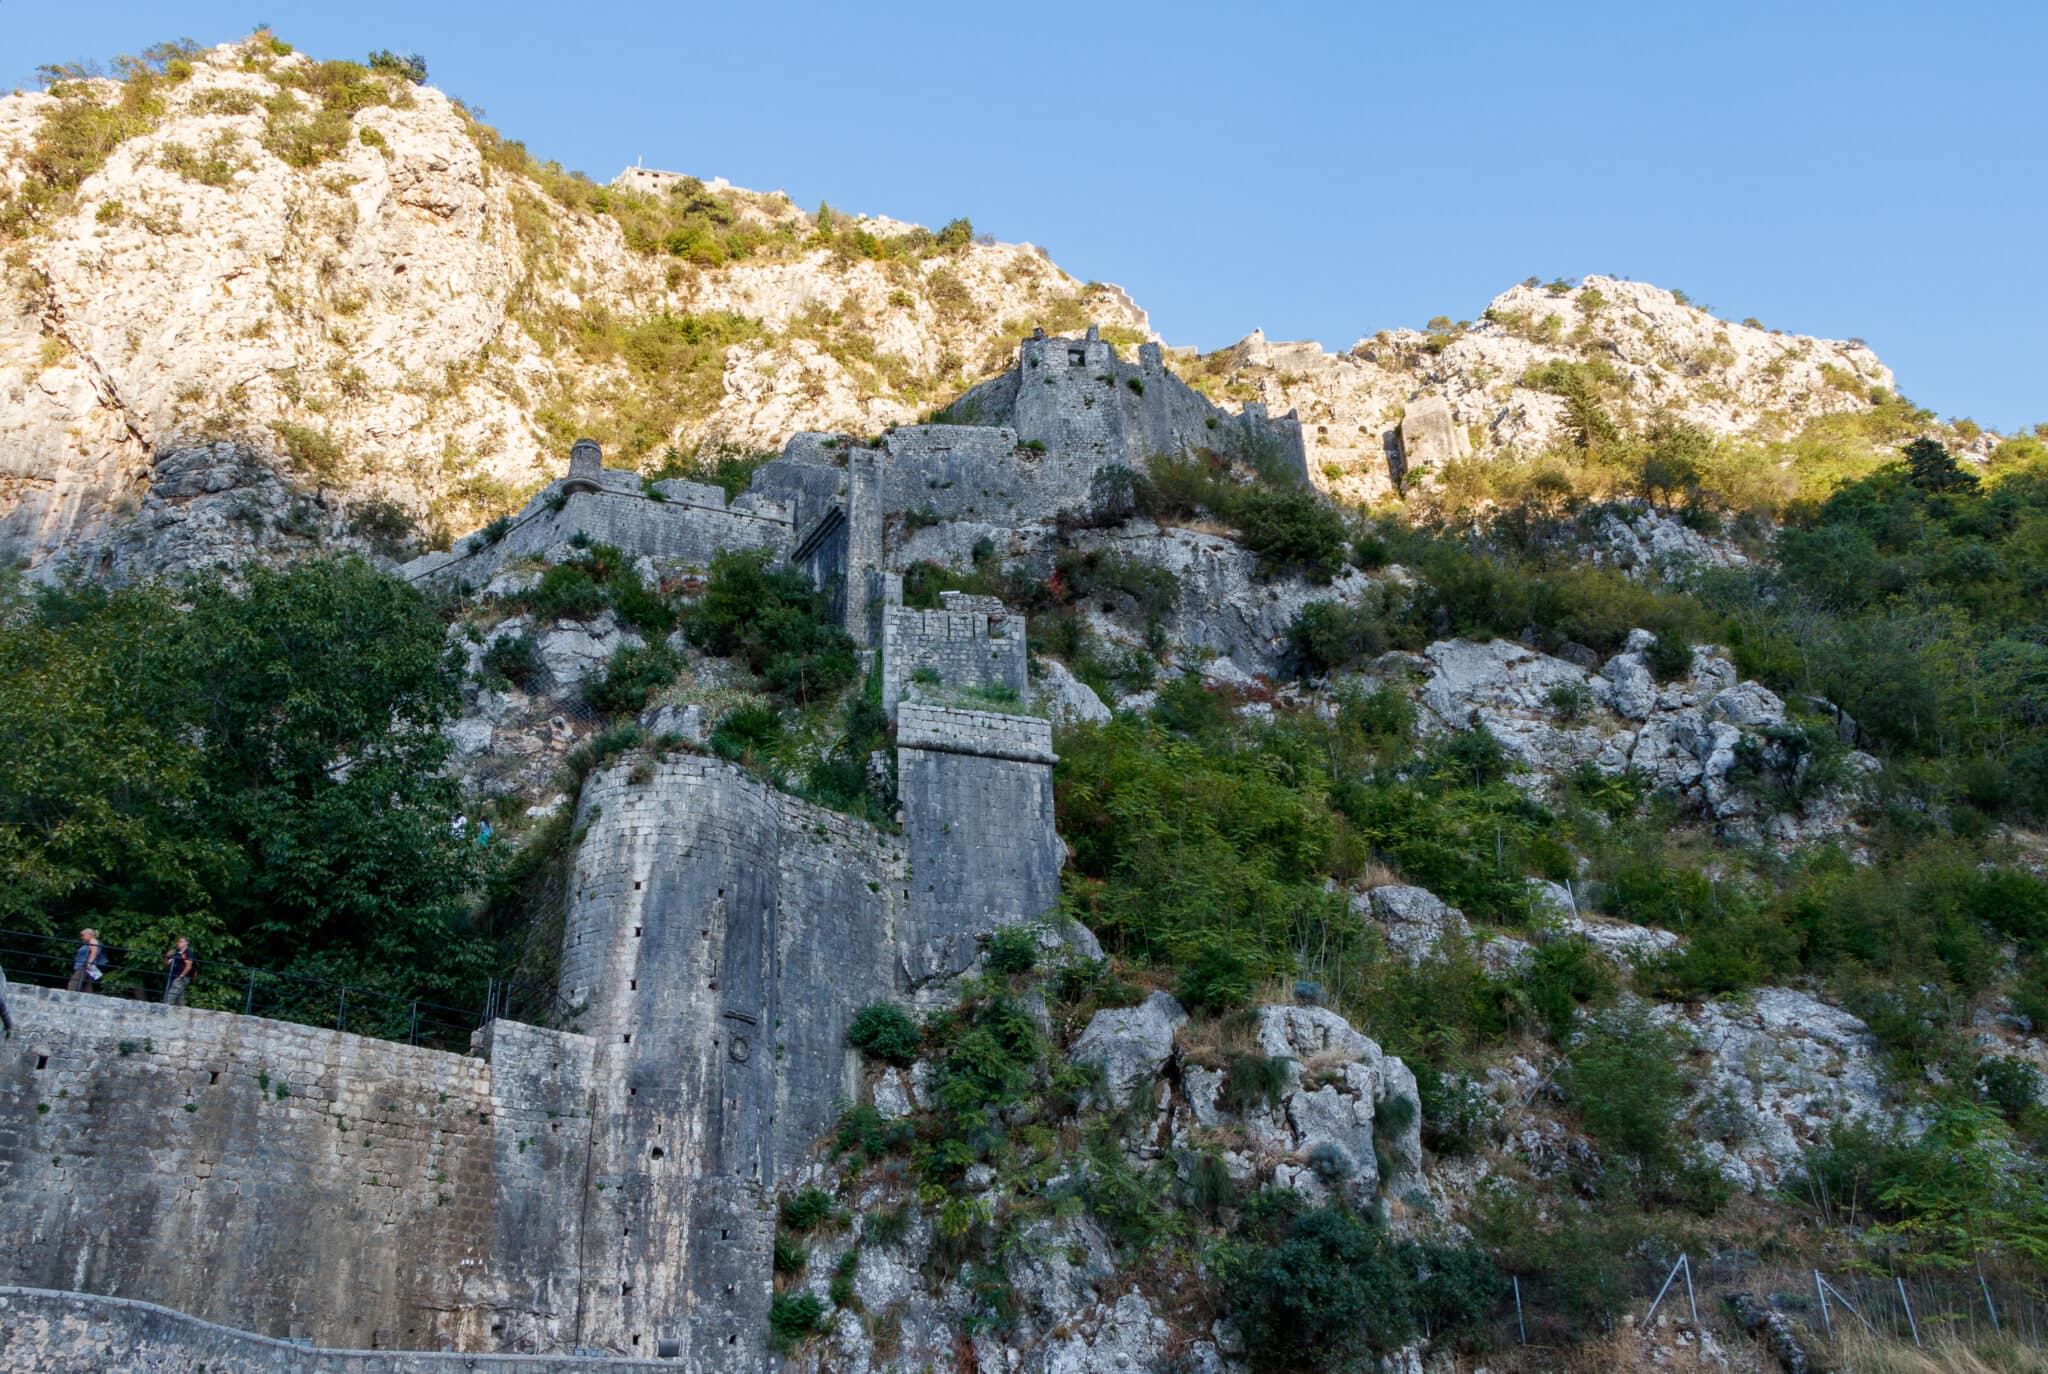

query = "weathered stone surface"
[
  {"left": 1655, "top": 988, "right": 1888, "bottom": 1191},
  {"left": 1070, "top": 992, "right": 1187, "bottom": 1109},
  {"left": 1038, "top": 658, "right": 1112, "bottom": 727},
  {"left": 1396, "top": 394, "right": 1470, "bottom": 479},
  {"left": 1364, "top": 885, "right": 1470, "bottom": 963},
  {"left": 0, "top": 1287, "right": 677, "bottom": 1373}
]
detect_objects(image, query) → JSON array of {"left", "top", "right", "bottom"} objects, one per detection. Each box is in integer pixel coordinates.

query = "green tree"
[
  {"left": 0, "top": 561, "right": 491, "bottom": 1003},
  {"left": 1903, "top": 435, "right": 1977, "bottom": 493}
]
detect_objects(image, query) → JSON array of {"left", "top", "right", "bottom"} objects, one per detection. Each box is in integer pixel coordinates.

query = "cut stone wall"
[
  {"left": 897, "top": 703, "right": 1062, "bottom": 983},
  {"left": 0, "top": 1286, "right": 674, "bottom": 1373},
  {"left": 401, "top": 476, "right": 792, "bottom": 591},
  {"left": 0, "top": 988, "right": 498, "bottom": 1351},
  {"left": 879, "top": 595, "right": 1028, "bottom": 722},
  {"left": 551, "top": 754, "right": 906, "bottom": 1368}
]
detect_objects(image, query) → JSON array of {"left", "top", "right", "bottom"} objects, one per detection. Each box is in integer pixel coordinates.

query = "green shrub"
[
  {"left": 684, "top": 549, "right": 857, "bottom": 706},
  {"left": 983, "top": 925, "right": 1039, "bottom": 977},
  {"left": 771, "top": 1232, "right": 807, "bottom": 1275},
  {"left": 767, "top": 1292, "right": 826, "bottom": 1351},
  {"left": 1220, "top": 1053, "right": 1293, "bottom": 1114},
  {"left": 1177, "top": 943, "right": 1252, "bottom": 1014},
  {"left": 1235, "top": 485, "right": 1350, "bottom": 582},
  {"left": 779, "top": 1188, "right": 836, "bottom": 1232},
  {"left": 709, "top": 703, "right": 782, "bottom": 763},
  {"left": 1218, "top": 1203, "right": 1432, "bottom": 1368},
  {"left": 832, "top": 1104, "right": 913, "bottom": 1162},
  {"left": 1288, "top": 597, "right": 1400, "bottom": 676},
  {"left": 480, "top": 633, "right": 542, "bottom": 691},
  {"left": 846, "top": 1002, "right": 921, "bottom": 1066},
  {"left": 584, "top": 641, "right": 680, "bottom": 717}
]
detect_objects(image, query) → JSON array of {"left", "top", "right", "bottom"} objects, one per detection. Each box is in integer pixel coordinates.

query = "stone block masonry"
[
  {"left": 879, "top": 593, "right": 1028, "bottom": 722},
  {"left": 0, "top": 987, "right": 502, "bottom": 1351},
  {"left": 0, "top": 1286, "right": 676, "bottom": 1372},
  {"left": 551, "top": 754, "right": 908, "bottom": 1369},
  {"left": 897, "top": 703, "right": 1062, "bottom": 983}
]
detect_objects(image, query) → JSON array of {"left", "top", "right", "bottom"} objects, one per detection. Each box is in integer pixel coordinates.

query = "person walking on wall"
[
  {"left": 66, "top": 929, "right": 106, "bottom": 992},
  {"left": 163, "top": 937, "right": 196, "bottom": 1006}
]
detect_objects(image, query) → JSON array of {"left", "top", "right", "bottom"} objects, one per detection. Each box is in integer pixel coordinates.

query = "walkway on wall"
[
  {"left": 0, "top": 1287, "right": 677, "bottom": 1372},
  {"left": 0, "top": 928, "right": 554, "bottom": 1054}
]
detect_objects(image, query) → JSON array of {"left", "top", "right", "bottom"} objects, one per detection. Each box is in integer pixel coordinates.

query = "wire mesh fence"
[
  {"left": 0, "top": 928, "right": 492, "bottom": 1053},
  {"left": 1479, "top": 1247, "right": 2048, "bottom": 1360}
]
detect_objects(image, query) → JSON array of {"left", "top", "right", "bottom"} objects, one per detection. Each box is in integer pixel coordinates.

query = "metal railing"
[{"left": 0, "top": 928, "right": 501, "bottom": 1053}]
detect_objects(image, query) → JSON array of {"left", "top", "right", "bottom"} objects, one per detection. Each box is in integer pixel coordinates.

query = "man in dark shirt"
[{"left": 164, "top": 938, "right": 196, "bottom": 1006}]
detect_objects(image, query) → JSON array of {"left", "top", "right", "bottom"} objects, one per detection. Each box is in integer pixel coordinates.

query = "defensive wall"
[
  {"left": 0, "top": 594, "right": 1059, "bottom": 1372},
  {"left": 399, "top": 454, "right": 793, "bottom": 593},
  {"left": 0, "top": 1286, "right": 673, "bottom": 1373},
  {"left": 878, "top": 591, "right": 1028, "bottom": 723}
]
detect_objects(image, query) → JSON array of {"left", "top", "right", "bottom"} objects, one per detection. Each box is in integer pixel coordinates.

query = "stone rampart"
[
  {"left": 879, "top": 595, "right": 1027, "bottom": 722},
  {"left": 0, "top": 988, "right": 498, "bottom": 1350},
  {"left": 400, "top": 482, "right": 791, "bottom": 592},
  {"left": 897, "top": 704, "right": 1062, "bottom": 982},
  {"left": 0, "top": 1286, "right": 674, "bottom": 1373},
  {"left": 551, "top": 753, "right": 906, "bottom": 1367}
]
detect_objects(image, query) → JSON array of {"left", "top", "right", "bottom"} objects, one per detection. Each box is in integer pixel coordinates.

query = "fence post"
[
  {"left": 337, "top": 986, "right": 347, "bottom": 1033},
  {"left": 1513, "top": 1275, "right": 1525, "bottom": 1345},
  {"left": 1815, "top": 1271, "right": 1832, "bottom": 1343},
  {"left": 1644, "top": 1254, "right": 1686, "bottom": 1328},
  {"left": 1682, "top": 1254, "right": 1698, "bottom": 1327},
  {"left": 244, "top": 968, "right": 255, "bottom": 1015},
  {"left": 1981, "top": 1271, "right": 2001, "bottom": 1335},
  {"left": 408, "top": 1002, "right": 419, "bottom": 1047},
  {"left": 1897, "top": 1275, "right": 1920, "bottom": 1348}
]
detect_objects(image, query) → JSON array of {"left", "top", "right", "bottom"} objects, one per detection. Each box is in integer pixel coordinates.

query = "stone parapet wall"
[
  {"left": 0, "top": 1287, "right": 674, "bottom": 1373},
  {"left": 879, "top": 601, "right": 1027, "bottom": 722},
  {"left": 896, "top": 702, "right": 1054, "bottom": 764},
  {"left": 0, "top": 988, "right": 498, "bottom": 1351},
  {"left": 400, "top": 484, "right": 792, "bottom": 591}
]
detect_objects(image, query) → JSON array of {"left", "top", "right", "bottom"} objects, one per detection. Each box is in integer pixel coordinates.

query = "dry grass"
[{"left": 1829, "top": 1331, "right": 2048, "bottom": 1374}]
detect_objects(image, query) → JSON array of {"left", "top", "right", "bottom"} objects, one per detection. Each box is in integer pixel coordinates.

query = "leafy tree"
[
  {"left": 0, "top": 561, "right": 491, "bottom": 1002},
  {"left": 683, "top": 549, "right": 857, "bottom": 706}
]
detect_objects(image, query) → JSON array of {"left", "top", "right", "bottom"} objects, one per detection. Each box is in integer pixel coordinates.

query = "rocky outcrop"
[
  {"left": 0, "top": 39, "right": 1143, "bottom": 576},
  {"left": 1656, "top": 988, "right": 1889, "bottom": 1191},
  {"left": 1411, "top": 633, "right": 1878, "bottom": 844},
  {"left": 1199, "top": 276, "right": 1897, "bottom": 504},
  {"left": 1070, "top": 991, "right": 1187, "bottom": 1109}
]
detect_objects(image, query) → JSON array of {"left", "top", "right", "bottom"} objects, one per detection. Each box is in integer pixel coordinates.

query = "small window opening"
[
  {"left": 35, "top": 1055, "right": 49, "bottom": 1071},
  {"left": 622, "top": 1033, "right": 632, "bottom": 1044},
  {"left": 650, "top": 1146, "right": 664, "bottom": 1160},
  {"left": 1068, "top": 348, "right": 1085, "bottom": 366},
  {"left": 207, "top": 1070, "right": 218, "bottom": 1084}
]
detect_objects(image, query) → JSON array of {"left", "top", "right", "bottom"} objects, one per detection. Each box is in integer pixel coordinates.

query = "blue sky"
[{"left": 7, "top": 2, "right": 2043, "bottom": 430}]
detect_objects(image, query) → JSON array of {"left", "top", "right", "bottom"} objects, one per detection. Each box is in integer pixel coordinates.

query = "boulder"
[
  {"left": 1070, "top": 992, "right": 1186, "bottom": 1109},
  {"left": 1365, "top": 885, "right": 1470, "bottom": 962},
  {"left": 1039, "top": 658, "right": 1112, "bottom": 727}
]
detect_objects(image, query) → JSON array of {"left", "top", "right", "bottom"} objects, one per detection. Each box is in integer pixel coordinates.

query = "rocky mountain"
[
  {"left": 4, "top": 29, "right": 2046, "bottom": 1374},
  {"left": 0, "top": 33, "right": 1967, "bottom": 583},
  {"left": 0, "top": 36, "right": 1141, "bottom": 576}
]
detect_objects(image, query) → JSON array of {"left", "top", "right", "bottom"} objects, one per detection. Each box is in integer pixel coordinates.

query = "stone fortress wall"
[
  {"left": 0, "top": 370, "right": 1078, "bottom": 1367},
  {"left": 878, "top": 590, "right": 1028, "bottom": 723},
  {"left": 0, "top": 324, "right": 1282, "bottom": 1370}
]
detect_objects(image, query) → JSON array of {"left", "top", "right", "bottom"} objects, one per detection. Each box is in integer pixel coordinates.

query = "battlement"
[
  {"left": 879, "top": 590, "right": 1028, "bottom": 722},
  {"left": 399, "top": 440, "right": 794, "bottom": 591}
]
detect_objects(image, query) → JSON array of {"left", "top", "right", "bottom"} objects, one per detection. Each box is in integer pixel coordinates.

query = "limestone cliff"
[
  {"left": 0, "top": 36, "right": 1141, "bottom": 575},
  {"left": 1194, "top": 276, "right": 1900, "bottom": 502}
]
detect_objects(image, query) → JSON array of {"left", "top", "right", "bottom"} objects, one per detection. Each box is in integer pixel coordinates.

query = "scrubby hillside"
[{"left": 0, "top": 33, "right": 1140, "bottom": 575}]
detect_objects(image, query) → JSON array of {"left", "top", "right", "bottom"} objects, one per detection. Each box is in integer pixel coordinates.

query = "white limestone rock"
[
  {"left": 1038, "top": 658, "right": 1112, "bottom": 728},
  {"left": 1655, "top": 987, "right": 1888, "bottom": 1190},
  {"left": 1070, "top": 992, "right": 1187, "bottom": 1109},
  {"left": 872, "top": 1069, "right": 912, "bottom": 1120},
  {"left": 536, "top": 612, "right": 644, "bottom": 687},
  {"left": 1364, "top": 885, "right": 1470, "bottom": 963}
]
